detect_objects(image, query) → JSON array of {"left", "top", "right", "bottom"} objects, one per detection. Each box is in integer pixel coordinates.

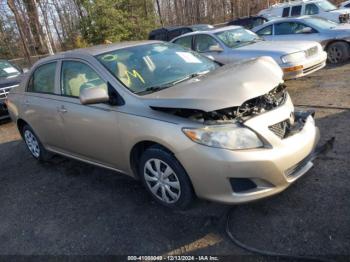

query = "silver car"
[
  {"left": 171, "top": 26, "right": 327, "bottom": 80},
  {"left": 253, "top": 16, "right": 350, "bottom": 64},
  {"left": 7, "top": 42, "right": 323, "bottom": 208}
]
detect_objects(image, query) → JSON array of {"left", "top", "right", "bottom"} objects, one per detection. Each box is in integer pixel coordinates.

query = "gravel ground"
[{"left": 0, "top": 63, "right": 349, "bottom": 261}]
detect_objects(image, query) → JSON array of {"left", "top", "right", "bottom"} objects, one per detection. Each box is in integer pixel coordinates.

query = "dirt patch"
[{"left": 0, "top": 120, "right": 21, "bottom": 144}]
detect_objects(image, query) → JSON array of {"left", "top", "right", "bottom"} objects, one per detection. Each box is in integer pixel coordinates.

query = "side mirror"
[
  {"left": 208, "top": 45, "right": 224, "bottom": 52},
  {"left": 300, "top": 27, "right": 313, "bottom": 34},
  {"left": 80, "top": 86, "right": 109, "bottom": 105}
]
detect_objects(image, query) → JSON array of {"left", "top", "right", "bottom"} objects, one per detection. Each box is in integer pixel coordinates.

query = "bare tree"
[
  {"left": 7, "top": 0, "right": 32, "bottom": 64},
  {"left": 23, "top": 0, "right": 47, "bottom": 54}
]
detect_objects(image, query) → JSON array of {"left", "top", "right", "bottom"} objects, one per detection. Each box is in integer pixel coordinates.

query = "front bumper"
[
  {"left": 281, "top": 51, "right": 327, "bottom": 80},
  {"left": 176, "top": 96, "right": 328, "bottom": 204}
]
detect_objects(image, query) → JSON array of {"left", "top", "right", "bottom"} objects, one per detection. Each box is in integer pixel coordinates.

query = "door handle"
[{"left": 57, "top": 106, "right": 67, "bottom": 113}]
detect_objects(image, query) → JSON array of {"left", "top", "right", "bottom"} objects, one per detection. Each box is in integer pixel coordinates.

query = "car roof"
[
  {"left": 268, "top": 0, "right": 322, "bottom": 8},
  {"left": 252, "top": 16, "right": 320, "bottom": 30},
  {"left": 34, "top": 41, "right": 162, "bottom": 64},
  {"left": 172, "top": 25, "right": 242, "bottom": 39},
  {"left": 231, "top": 15, "right": 266, "bottom": 21},
  {"left": 150, "top": 26, "right": 190, "bottom": 33},
  {"left": 150, "top": 24, "right": 212, "bottom": 34}
]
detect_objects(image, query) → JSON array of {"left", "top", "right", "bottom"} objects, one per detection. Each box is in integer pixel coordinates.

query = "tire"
[
  {"left": 327, "top": 42, "right": 350, "bottom": 64},
  {"left": 139, "top": 146, "right": 195, "bottom": 209},
  {"left": 22, "top": 124, "right": 52, "bottom": 162}
]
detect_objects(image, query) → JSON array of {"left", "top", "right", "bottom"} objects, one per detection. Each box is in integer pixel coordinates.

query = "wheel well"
[
  {"left": 16, "top": 119, "right": 28, "bottom": 137},
  {"left": 325, "top": 40, "right": 350, "bottom": 51},
  {"left": 130, "top": 141, "right": 173, "bottom": 178}
]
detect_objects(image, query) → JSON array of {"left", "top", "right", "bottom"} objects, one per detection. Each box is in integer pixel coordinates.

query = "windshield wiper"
[
  {"left": 137, "top": 85, "right": 170, "bottom": 95},
  {"left": 137, "top": 71, "right": 210, "bottom": 95}
]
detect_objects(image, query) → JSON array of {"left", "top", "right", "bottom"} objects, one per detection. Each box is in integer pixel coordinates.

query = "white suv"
[{"left": 259, "top": 0, "right": 350, "bottom": 23}]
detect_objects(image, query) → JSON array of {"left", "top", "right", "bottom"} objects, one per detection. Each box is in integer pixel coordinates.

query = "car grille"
[
  {"left": 305, "top": 46, "right": 318, "bottom": 58},
  {"left": 0, "top": 85, "right": 17, "bottom": 101},
  {"left": 303, "top": 62, "right": 324, "bottom": 74},
  {"left": 269, "top": 120, "right": 288, "bottom": 139}
]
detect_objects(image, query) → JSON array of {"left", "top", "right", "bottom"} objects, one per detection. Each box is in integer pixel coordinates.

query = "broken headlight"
[
  {"left": 281, "top": 52, "right": 306, "bottom": 64},
  {"left": 182, "top": 124, "right": 263, "bottom": 150}
]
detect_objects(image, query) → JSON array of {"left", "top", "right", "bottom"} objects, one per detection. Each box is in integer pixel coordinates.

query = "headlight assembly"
[
  {"left": 281, "top": 52, "right": 306, "bottom": 64},
  {"left": 182, "top": 124, "right": 263, "bottom": 150}
]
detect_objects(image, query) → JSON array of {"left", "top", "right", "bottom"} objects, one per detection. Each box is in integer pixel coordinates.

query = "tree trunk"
[
  {"left": 38, "top": 0, "right": 56, "bottom": 53},
  {"left": 7, "top": 0, "right": 32, "bottom": 64},
  {"left": 155, "top": 0, "right": 163, "bottom": 26},
  {"left": 23, "top": 0, "right": 47, "bottom": 54}
]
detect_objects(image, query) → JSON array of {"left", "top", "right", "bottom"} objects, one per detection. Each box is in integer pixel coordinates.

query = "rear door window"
[
  {"left": 305, "top": 3, "right": 319, "bottom": 15},
  {"left": 27, "top": 62, "right": 57, "bottom": 94},
  {"left": 291, "top": 5, "right": 302, "bottom": 16},
  {"left": 282, "top": 7, "right": 290, "bottom": 17},
  {"left": 173, "top": 36, "right": 193, "bottom": 49}
]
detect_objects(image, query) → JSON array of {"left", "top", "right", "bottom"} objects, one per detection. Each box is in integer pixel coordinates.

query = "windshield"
[
  {"left": 0, "top": 60, "right": 21, "bottom": 79},
  {"left": 317, "top": 0, "right": 337, "bottom": 12},
  {"left": 96, "top": 43, "right": 218, "bottom": 94},
  {"left": 305, "top": 17, "right": 338, "bottom": 29},
  {"left": 215, "top": 28, "right": 261, "bottom": 48}
]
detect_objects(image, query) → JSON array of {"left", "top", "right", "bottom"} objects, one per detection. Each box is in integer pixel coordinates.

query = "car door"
[
  {"left": 272, "top": 22, "right": 321, "bottom": 42},
  {"left": 23, "top": 61, "right": 66, "bottom": 150},
  {"left": 193, "top": 34, "right": 230, "bottom": 64},
  {"left": 57, "top": 59, "right": 123, "bottom": 169}
]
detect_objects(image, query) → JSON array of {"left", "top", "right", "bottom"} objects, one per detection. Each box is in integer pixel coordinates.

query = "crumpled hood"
[
  {"left": 0, "top": 74, "right": 23, "bottom": 89},
  {"left": 237, "top": 41, "right": 318, "bottom": 55},
  {"left": 142, "top": 56, "right": 283, "bottom": 112}
]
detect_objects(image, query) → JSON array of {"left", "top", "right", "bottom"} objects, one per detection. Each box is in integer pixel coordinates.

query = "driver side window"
[
  {"left": 61, "top": 61, "right": 107, "bottom": 97},
  {"left": 305, "top": 4, "right": 319, "bottom": 15},
  {"left": 275, "top": 22, "right": 311, "bottom": 35},
  {"left": 257, "top": 25, "right": 272, "bottom": 36},
  {"left": 195, "top": 35, "right": 220, "bottom": 52}
]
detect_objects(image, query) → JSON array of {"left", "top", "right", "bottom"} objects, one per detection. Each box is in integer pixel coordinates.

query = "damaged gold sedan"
[{"left": 7, "top": 42, "right": 329, "bottom": 208}]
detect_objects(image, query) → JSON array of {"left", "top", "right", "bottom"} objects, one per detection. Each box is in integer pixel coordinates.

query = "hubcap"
[
  {"left": 329, "top": 47, "right": 342, "bottom": 64},
  {"left": 144, "top": 159, "right": 181, "bottom": 204},
  {"left": 24, "top": 130, "right": 40, "bottom": 158}
]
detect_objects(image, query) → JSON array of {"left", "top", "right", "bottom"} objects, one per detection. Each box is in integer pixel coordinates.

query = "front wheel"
[
  {"left": 22, "top": 125, "right": 51, "bottom": 161},
  {"left": 327, "top": 42, "right": 350, "bottom": 64},
  {"left": 139, "top": 146, "right": 195, "bottom": 209}
]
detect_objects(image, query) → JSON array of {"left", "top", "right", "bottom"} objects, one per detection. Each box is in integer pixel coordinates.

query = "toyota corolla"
[{"left": 7, "top": 42, "right": 324, "bottom": 208}]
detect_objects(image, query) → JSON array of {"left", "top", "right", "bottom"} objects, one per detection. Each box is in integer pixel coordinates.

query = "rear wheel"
[
  {"left": 22, "top": 125, "right": 51, "bottom": 161},
  {"left": 139, "top": 146, "right": 194, "bottom": 209},
  {"left": 327, "top": 42, "right": 350, "bottom": 64}
]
